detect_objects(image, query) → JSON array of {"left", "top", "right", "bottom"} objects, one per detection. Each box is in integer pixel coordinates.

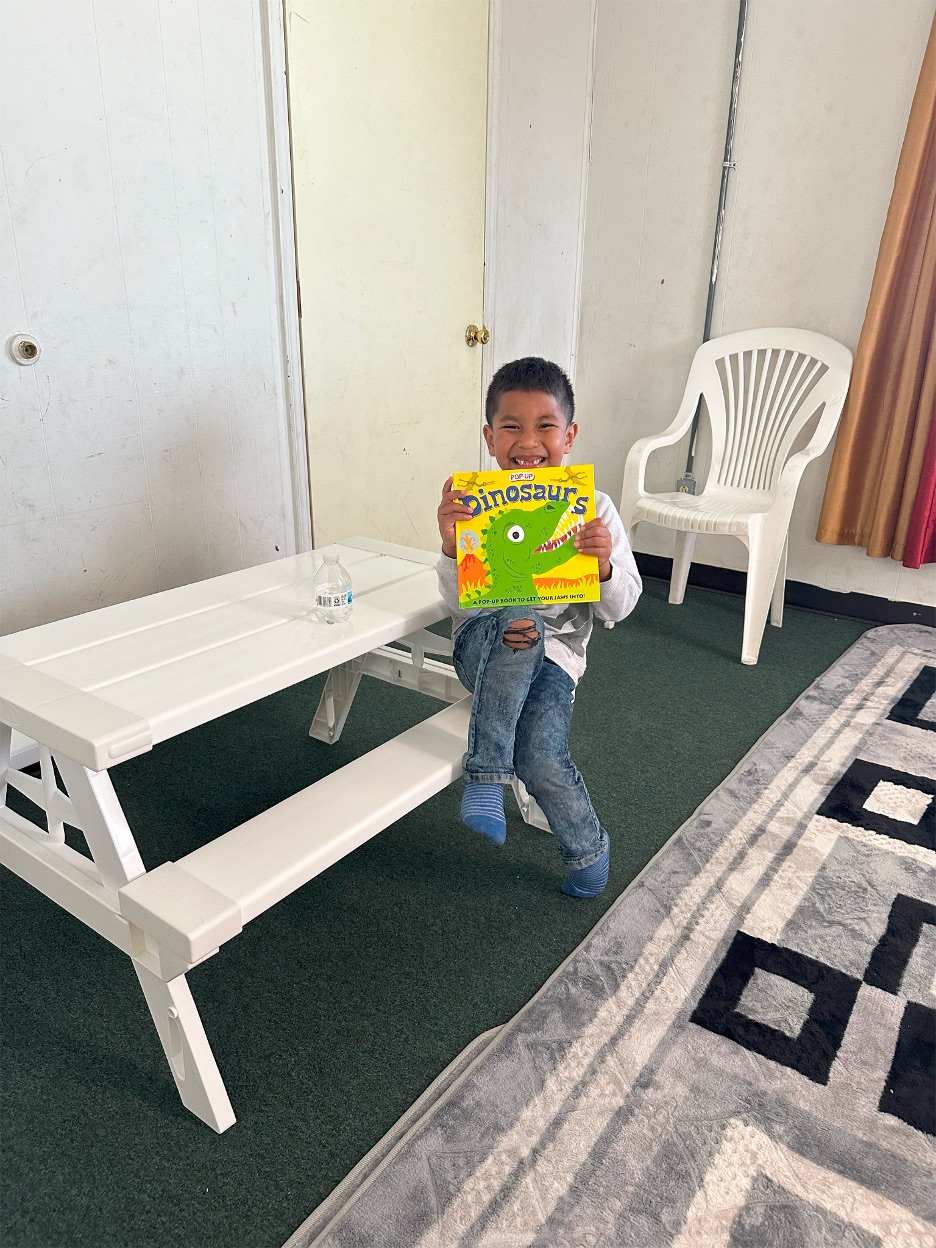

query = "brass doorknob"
[{"left": 465, "top": 324, "right": 490, "bottom": 347}]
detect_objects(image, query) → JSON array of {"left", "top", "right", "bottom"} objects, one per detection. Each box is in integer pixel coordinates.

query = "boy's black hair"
[{"left": 485, "top": 357, "right": 575, "bottom": 426}]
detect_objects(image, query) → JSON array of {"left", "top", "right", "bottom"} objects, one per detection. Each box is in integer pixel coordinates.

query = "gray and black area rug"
[{"left": 287, "top": 624, "right": 936, "bottom": 1248}]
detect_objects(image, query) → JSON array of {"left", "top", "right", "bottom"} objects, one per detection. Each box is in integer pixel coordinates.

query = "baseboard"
[{"left": 634, "top": 553, "right": 933, "bottom": 627}]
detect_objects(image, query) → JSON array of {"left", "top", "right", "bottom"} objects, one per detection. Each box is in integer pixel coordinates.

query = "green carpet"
[{"left": 1, "top": 580, "right": 869, "bottom": 1248}]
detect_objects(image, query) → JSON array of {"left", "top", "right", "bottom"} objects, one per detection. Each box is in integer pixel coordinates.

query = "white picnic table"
[{"left": 0, "top": 537, "right": 479, "bottom": 1132}]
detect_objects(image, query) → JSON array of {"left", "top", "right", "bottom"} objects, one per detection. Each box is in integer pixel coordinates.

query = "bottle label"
[{"left": 315, "top": 591, "right": 352, "bottom": 609}]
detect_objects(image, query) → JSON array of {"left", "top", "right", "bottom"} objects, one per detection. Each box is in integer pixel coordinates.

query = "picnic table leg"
[
  {"left": 134, "top": 962, "right": 236, "bottom": 1133},
  {"left": 309, "top": 658, "right": 365, "bottom": 744},
  {"left": 50, "top": 753, "right": 236, "bottom": 1132},
  {"left": 511, "top": 777, "right": 552, "bottom": 833},
  {"left": 310, "top": 632, "right": 463, "bottom": 746}
]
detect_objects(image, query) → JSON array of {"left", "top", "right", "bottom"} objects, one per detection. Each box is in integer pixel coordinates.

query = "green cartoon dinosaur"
[{"left": 474, "top": 499, "right": 578, "bottom": 603}]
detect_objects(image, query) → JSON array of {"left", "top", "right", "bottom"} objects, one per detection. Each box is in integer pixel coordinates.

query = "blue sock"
[
  {"left": 561, "top": 848, "right": 610, "bottom": 898},
  {"left": 461, "top": 783, "right": 507, "bottom": 846}
]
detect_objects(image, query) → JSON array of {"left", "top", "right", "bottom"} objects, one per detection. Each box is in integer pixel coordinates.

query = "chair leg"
[
  {"left": 771, "top": 535, "right": 789, "bottom": 628},
  {"left": 741, "top": 532, "right": 786, "bottom": 665},
  {"left": 669, "top": 532, "right": 696, "bottom": 605}
]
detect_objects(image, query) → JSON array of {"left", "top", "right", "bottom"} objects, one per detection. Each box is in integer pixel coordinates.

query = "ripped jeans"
[{"left": 453, "top": 607, "right": 609, "bottom": 871}]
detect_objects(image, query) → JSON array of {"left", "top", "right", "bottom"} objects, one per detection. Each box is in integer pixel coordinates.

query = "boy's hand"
[
  {"left": 438, "top": 476, "right": 475, "bottom": 559},
  {"left": 574, "top": 517, "right": 613, "bottom": 582}
]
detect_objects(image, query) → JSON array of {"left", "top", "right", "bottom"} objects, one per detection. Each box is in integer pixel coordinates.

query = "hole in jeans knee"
[{"left": 502, "top": 619, "right": 540, "bottom": 649}]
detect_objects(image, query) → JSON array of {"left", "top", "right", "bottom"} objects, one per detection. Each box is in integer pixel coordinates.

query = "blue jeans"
[{"left": 453, "top": 607, "right": 609, "bottom": 871}]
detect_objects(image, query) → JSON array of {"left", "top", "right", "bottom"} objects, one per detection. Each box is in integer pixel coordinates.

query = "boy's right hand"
[{"left": 438, "top": 476, "right": 474, "bottom": 559}]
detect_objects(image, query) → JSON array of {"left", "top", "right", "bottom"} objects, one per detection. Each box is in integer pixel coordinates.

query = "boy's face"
[{"left": 483, "top": 390, "right": 577, "bottom": 470}]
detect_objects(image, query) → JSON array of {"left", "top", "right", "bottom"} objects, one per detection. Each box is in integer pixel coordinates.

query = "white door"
[
  {"left": 287, "top": 0, "right": 489, "bottom": 551},
  {"left": 0, "top": 0, "right": 299, "bottom": 636}
]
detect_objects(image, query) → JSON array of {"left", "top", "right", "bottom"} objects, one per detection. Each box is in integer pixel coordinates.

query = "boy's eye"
[{"left": 506, "top": 525, "right": 525, "bottom": 543}]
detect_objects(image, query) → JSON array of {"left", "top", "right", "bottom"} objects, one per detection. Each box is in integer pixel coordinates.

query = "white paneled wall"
[
  {"left": 485, "top": 0, "right": 596, "bottom": 381},
  {"left": 713, "top": 0, "right": 935, "bottom": 604},
  {"left": 576, "top": 0, "right": 737, "bottom": 487},
  {"left": 573, "top": 0, "right": 935, "bottom": 605},
  {"left": 1, "top": 0, "right": 295, "bottom": 636},
  {"left": 489, "top": 0, "right": 935, "bottom": 605}
]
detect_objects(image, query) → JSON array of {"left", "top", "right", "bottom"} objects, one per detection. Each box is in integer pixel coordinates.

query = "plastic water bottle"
[{"left": 312, "top": 552, "right": 353, "bottom": 624}]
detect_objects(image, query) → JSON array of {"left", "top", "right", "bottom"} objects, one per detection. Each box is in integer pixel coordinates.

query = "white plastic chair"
[{"left": 620, "top": 328, "right": 852, "bottom": 665}]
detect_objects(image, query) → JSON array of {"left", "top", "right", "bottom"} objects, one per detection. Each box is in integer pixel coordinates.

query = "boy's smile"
[{"left": 483, "top": 389, "right": 578, "bottom": 469}]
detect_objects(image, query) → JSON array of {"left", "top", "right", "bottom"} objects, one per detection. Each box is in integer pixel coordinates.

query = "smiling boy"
[{"left": 436, "top": 357, "right": 642, "bottom": 897}]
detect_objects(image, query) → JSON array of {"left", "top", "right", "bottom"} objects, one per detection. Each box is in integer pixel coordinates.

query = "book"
[{"left": 453, "top": 465, "right": 600, "bottom": 609}]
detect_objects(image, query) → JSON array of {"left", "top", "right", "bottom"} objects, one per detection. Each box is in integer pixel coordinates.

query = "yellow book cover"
[{"left": 453, "top": 465, "right": 600, "bottom": 609}]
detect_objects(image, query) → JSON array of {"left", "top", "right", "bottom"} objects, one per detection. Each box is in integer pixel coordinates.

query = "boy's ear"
[
  {"left": 564, "top": 421, "right": 579, "bottom": 453},
  {"left": 482, "top": 423, "right": 496, "bottom": 456}
]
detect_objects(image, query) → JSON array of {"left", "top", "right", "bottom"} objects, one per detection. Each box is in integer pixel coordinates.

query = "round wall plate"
[{"left": 8, "top": 334, "right": 41, "bottom": 366}]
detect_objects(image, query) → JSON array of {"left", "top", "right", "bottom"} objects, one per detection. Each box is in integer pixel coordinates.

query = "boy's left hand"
[{"left": 574, "top": 518, "right": 613, "bottom": 582}]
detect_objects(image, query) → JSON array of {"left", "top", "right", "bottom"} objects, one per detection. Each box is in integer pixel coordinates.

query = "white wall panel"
[
  {"left": 94, "top": 0, "right": 212, "bottom": 591},
  {"left": 0, "top": 159, "right": 57, "bottom": 532},
  {"left": 6, "top": 3, "right": 151, "bottom": 523},
  {"left": 156, "top": 0, "right": 244, "bottom": 577},
  {"left": 0, "top": 518, "right": 70, "bottom": 636},
  {"left": 0, "top": 0, "right": 294, "bottom": 633},
  {"left": 486, "top": 0, "right": 595, "bottom": 379},
  {"left": 572, "top": 0, "right": 935, "bottom": 604},
  {"left": 200, "top": 0, "right": 289, "bottom": 570},
  {"left": 712, "top": 0, "right": 935, "bottom": 601},
  {"left": 575, "top": 0, "right": 736, "bottom": 501},
  {"left": 57, "top": 502, "right": 160, "bottom": 618}
]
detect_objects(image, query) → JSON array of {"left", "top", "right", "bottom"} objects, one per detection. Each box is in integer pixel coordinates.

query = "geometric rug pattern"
[{"left": 286, "top": 625, "right": 936, "bottom": 1248}]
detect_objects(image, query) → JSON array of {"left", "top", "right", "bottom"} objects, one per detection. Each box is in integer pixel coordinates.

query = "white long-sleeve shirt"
[{"left": 436, "top": 490, "right": 642, "bottom": 685}]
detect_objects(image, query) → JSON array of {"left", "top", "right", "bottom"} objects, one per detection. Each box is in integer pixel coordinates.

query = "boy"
[{"left": 436, "top": 357, "right": 642, "bottom": 897}]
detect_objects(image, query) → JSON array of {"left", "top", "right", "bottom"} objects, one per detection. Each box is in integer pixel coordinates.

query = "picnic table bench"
[{"left": 0, "top": 538, "right": 480, "bottom": 1132}]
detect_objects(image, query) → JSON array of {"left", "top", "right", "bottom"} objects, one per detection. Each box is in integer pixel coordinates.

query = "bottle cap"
[{"left": 324, "top": 552, "right": 338, "bottom": 562}]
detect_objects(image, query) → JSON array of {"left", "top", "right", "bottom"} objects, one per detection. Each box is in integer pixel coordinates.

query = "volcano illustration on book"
[{"left": 453, "top": 465, "right": 600, "bottom": 609}]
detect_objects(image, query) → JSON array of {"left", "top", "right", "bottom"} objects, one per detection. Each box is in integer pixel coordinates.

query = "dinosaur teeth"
[{"left": 535, "top": 521, "right": 584, "bottom": 553}]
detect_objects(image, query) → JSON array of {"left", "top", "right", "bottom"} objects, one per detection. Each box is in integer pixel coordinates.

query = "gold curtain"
[{"left": 816, "top": 15, "right": 936, "bottom": 560}]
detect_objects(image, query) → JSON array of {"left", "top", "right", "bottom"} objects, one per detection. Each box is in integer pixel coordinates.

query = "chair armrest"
[
  {"left": 619, "top": 342, "right": 711, "bottom": 522},
  {"left": 774, "top": 398, "right": 843, "bottom": 505},
  {"left": 774, "top": 438, "right": 835, "bottom": 509},
  {"left": 622, "top": 407, "right": 698, "bottom": 503}
]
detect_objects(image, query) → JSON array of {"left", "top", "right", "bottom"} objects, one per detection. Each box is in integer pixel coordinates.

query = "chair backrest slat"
[
  {"left": 757, "top": 355, "right": 825, "bottom": 490},
  {"left": 752, "top": 350, "right": 799, "bottom": 489},
  {"left": 721, "top": 354, "right": 737, "bottom": 482},
  {"left": 707, "top": 343, "right": 830, "bottom": 493}
]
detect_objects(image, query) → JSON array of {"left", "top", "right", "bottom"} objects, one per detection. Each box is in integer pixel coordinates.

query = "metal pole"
[{"left": 678, "top": 0, "right": 748, "bottom": 493}]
